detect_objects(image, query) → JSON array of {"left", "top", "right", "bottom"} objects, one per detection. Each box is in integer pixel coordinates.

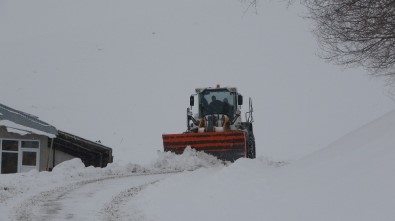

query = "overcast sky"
[{"left": 0, "top": 0, "right": 394, "bottom": 163}]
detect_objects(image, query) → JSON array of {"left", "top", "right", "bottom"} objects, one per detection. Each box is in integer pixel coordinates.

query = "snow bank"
[
  {"left": 150, "top": 147, "right": 227, "bottom": 171},
  {"left": 51, "top": 158, "right": 87, "bottom": 173},
  {"left": 130, "top": 157, "right": 275, "bottom": 221},
  {"left": 2, "top": 111, "right": 395, "bottom": 221},
  {"left": 0, "top": 147, "right": 224, "bottom": 214},
  {"left": 132, "top": 111, "right": 395, "bottom": 221}
]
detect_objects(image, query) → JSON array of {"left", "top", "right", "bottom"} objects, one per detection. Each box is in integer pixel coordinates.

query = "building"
[{"left": 0, "top": 103, "right": 113, "bottom": 174}]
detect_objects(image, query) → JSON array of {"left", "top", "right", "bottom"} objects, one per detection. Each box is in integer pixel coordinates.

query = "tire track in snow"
[
  {"left": 12, "top": 171, "right": 178, "bottom": 221},
  {"left": 102, "top": 181, "right": 158, "bottom": 221},
  {"left": 14, "top": 177, "right": 113, "bottom": 221}
]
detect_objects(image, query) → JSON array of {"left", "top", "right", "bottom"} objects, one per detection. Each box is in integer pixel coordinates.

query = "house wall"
[
  {"left": 1, "top": 126, "right": 112, "bottom": 173},
  {"left": 53, "top": 149, "right": 76, "bottom": 166},
  {"left": 0, "top": 126, "right": 49, "bottom": 172}
]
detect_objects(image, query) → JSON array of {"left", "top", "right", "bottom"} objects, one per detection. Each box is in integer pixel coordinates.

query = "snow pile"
[
  {"left": 132, "top": 111, "right": 395, "bottom": 221},
  {"left": 0, "top": 147, "right": 224, "bottom": 209},
  {"left": 0, "top": 159, "right": 99, "bottom": 205},
  {"left": 150, "top": 147, "right": 227, "bottom": 172},
  {"left": 51, "top": 158, "right": 88, "bottom": 173},
  {"left": 50, "top": 147, "right": 225, "bottom": 179},
  {"left": 2, "top": 111, "right": 395, "bottom": 220}
]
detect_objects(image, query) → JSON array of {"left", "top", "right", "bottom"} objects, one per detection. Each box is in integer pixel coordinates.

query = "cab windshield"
[{"left": 199, "top": 89, "right": 236, "bottom": 117}]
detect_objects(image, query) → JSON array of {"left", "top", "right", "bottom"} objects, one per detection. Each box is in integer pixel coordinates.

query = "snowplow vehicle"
[{"left": 162, "top": 85, "right": 255, "bottom": 161}]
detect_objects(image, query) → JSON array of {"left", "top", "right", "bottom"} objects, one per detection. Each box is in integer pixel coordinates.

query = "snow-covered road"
[
  {"left": 13, "top": 174, "right": 170, "bottom": 221},
  {"left": 0, "top": 149, "right": 223, "bottom": 221}
]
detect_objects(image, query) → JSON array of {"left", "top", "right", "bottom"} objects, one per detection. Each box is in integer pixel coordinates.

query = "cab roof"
[{"left": 195, "top": 86, "right": 237, "bottom": 93}]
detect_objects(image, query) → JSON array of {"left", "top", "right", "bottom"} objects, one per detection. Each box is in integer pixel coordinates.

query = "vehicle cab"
[{"left": 188, "top": 86, "right": 243, "bottom": 132}]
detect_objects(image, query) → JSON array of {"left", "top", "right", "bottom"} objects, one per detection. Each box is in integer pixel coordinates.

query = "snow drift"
[
  {"left": 132, "top": 110, "right": 395, "bottom": 221},
  {"left": 0, "top": 148, "right": 224, "bottom": 219},
  {"left": 1, "top": 111, "right": 395, "bottom": 221}
]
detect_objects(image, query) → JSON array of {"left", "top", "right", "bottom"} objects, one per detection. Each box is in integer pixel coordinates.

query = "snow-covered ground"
[
  {"left": 0, "top": 148, "right": 224, "bottom": 221},
  {"left": 1, "top": 111, "right": 395, "bottom": 221},
  {"left": 1, "top": 0, "right": 395, "bottom": 220},
  {"left": 137, "top": 111, "right": 395, "bottom": 221}
]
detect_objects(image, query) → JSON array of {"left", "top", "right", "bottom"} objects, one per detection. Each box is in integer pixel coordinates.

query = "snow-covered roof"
[{"left": 0, "top": 103, "right": 57, "bottom": 138}]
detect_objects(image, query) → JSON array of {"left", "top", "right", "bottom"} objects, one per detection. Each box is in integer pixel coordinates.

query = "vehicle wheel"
[
  {"left": 206, "top": 115, "right": 214, "bottom": 132},
  {"left": 247, "top": 133, "right": 256, "bottom": 159}
]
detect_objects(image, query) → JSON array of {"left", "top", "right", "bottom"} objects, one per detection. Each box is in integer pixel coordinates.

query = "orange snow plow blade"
[{"left": 162, "top": 131, "right": 247, "bottom": 161}]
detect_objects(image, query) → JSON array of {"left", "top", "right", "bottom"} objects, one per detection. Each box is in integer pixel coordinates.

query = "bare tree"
[
  {"left": 302, "top": 0, "right": 395, "bottom": 78},
  {"left": 242, "top": 0, "right": 258, "bottom": 15}
]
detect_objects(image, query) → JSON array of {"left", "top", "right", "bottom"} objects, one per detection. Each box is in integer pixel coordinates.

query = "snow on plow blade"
[{"left": 162, "top": 131, "right": 247, "bottom": 162}]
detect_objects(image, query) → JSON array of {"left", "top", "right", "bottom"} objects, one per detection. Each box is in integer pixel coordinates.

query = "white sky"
[{"left": 0, "top": 0, "right": 394, "bottom": 163}]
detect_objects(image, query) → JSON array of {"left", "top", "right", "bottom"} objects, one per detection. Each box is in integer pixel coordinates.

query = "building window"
[
  {"left": 1, "top": 140, "right": 19, "bottom": 174},
  {"left": 1, "top": 152, "right": 18, "bottom": 174},
  {"left": 22, "top": 141, "right": 39, "bottom": 148},
  {"left": 0, "top": 139, "right": 40, "bottom": 174},
  {"left": 2, "top": 140, "right": 18, "bottom": 151},
  {"left": 22, "top": 151, "right": 37, "bottom": 166}
]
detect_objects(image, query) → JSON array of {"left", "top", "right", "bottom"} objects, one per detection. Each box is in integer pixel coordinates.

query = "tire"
[
  {"left": 247, "top": 132, "right": 256, "bottom": 159},
  {"left": 242, "top": 122, "right": 255, "bottom": 159},
  {"left": 206, "top": 115, "right": 214, "bottom": 132}
]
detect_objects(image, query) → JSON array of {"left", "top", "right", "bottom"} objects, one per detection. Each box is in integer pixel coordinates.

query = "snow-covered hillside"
[
  {"left": 132, "top": 110, "right": 395, "bottom": 221},
  {"left": 1, "top": 111, "right": 394, "bottom": 220}
]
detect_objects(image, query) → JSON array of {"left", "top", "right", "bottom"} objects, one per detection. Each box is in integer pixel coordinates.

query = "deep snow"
[
  {"left": 0, "top": 148, "right": 225, "bottom": 220},
  {"left": 130, "top": 110, "right": 395, "bottom": 221},
  {"left": 1, "top": 111, "right": 395, "bottom": 220},
  {"left": 1, "top": 0, "right": 395, "bottom": 220}
]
